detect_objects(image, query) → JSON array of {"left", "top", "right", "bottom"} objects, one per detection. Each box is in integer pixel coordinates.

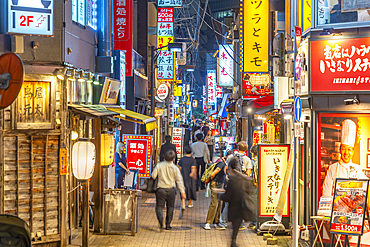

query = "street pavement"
[{"left": 69, "top": 190, "right": 293, "bottom": 247}]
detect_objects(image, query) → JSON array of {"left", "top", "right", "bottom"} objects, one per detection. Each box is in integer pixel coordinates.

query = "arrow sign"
[{"left": 294, "top": 96, "right": 302, "bottom": 122}]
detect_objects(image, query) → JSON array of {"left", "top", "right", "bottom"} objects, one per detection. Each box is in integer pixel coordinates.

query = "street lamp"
[{"left": 150, "top": 42, "right": 183, "bottom": 117}]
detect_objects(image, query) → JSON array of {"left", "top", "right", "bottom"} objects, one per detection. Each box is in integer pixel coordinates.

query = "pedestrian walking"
[
  {"left": 226, "top": 141, "right": 252, "bottom": 176},
  {"left": 220, "top": 157, "right": 256, "bottom": 247},
  {"left": 203, "top": 156, "right": 227, "bottom": 230},
  {"left": 159, "top": 135, "right": 178, "bottom": 165},
  {"left": 115, "top": 142, "right": 130, "bottom": 189},
  {"left": 204, "top": 130, "right": 215, "bottom": 162},
  {"left": 191, "top": 133, "right": 210, "bottom": 190},
  {"left": 151, "top": 150, "right": 186, "bottom": 230},
  {"left": 193, "top": 126, "right": 203, "bottom": 142},
  {"left": 178, "top": 146, "right": 197, "bottom": 207},
  {"left": 201, "top": 122, "right": 210, "bottom": 138}
]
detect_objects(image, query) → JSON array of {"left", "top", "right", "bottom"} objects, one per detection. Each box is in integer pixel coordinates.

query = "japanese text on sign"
[
  {"left": 218, "top": 44, "right": 233, "bottom": 87},
  {"left": 172, "top": 127, "right": 184, "bottom": 159},
  {"left": 114, "top": 0, "right": 133, "bottom": 76},
  {"left": 242, "top": 0, "right": 269, "bottom": 72},
  {"left": 259, "top": 145, "right": 289, "bottom": 217},
  {"left": 158, "top": 0, "right": 182, "bottom": 7},
  {"left": 157, "top": 51, "right": 175, "bottom": 80},
  {"left": 311, "top": 38, "right": 370, "bottom": 92},
  {"left": 207, "top": 70, "right": 216, "bottom": 105},
  {"left": 123, "top": 135, "right": 152, "bottom": 178},
  {"left": 157, "top": 8, "right": 173, "bottom": 22}
]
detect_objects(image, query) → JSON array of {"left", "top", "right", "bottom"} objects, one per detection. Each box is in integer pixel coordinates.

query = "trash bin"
[{"left": 104, "top": 189, "right": 141, "bottom": 236}]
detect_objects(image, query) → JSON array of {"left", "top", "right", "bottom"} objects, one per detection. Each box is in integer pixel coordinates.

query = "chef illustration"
[{"left": 322, "top": 119, "right": 368, "bottom": 197}]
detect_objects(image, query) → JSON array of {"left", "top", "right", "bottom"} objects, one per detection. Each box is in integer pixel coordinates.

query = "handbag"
[{"left": 146, "top": 177, "right": 158, "bottom": 193}]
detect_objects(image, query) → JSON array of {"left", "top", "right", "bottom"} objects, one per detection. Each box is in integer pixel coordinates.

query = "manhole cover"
[
  {"left": 167, "top": 226, "right": 192, "bottom": 231},
  {"left": 145, "top": 198, "right": 156, "bottom": 203}
]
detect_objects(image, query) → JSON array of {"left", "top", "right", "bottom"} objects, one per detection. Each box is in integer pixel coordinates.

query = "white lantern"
[
  {"left": 101, "top": 133, "right": 114, "bottom": 166},
  {"left": 72, "top": 140, "right": 96, "bottom": 181}
]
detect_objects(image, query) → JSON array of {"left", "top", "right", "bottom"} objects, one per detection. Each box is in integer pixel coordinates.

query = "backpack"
[
  {"left": 201, "top": 161, "right": 219, "bottom": 182},
  {"left": 233, "top": 153, "right": 245, "bottom": 173}
]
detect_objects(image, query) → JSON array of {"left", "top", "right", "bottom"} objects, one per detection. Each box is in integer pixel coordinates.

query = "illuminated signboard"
[
  {"left": 172, "top": 127, "right": 183, "bottom": 159},
  {"left": 216, "top": 86, "right": 223, "bottom": 98},
  {"left": 310, "top": 38, "right": 370, "bottom": 93},
  {"left": 113, "top": 0, "right": 133, "bottom": 77},
  {"left": 207, "top": 70, "right": 216, "bottom": 105},
  {"left": 218, "top": 44, "right": 233, "bottom": 87},
  {"left": 8, "top": 0, "right": 53, "bottom": 36},
  {"left": 158, "top": 0, "right": 182, "bottom": 7},
  {"left": 123, "top": 135, "right": 152, "bottom": 178},
  {"left": 157, "top": 51, "right": 175, "bottom": 80},
  {"left": 259, "top": 145, "right": 290, "bottom": 217},
  {"left": 303, "top": 0, "right": 311, "bottom": 32},
  {"left": 241, "top": 0, "right": 269, "bottom": 72},
  {"left": 99, "top": 78, "right": 121, "bottom": 105}
]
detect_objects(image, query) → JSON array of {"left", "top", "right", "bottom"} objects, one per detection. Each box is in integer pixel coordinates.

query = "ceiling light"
[{"left": 284, "top": 114, "right": 292, "bottom": 120}]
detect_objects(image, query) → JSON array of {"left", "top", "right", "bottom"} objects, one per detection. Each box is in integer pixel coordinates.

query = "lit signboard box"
[{"left": 8, "top": 0, "right": 53, "bottom": 36}]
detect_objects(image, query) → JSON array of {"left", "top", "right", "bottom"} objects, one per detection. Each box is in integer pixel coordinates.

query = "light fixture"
[
  {"left": 344, "top": 95, "right": 360, "bottom": 105},
  {"left": 85, "top": 72, "right": 93, "bottom": 83},
  {"left": 185, "top": 65, "right": 195, "bottom": 72},
  {"left": 72, "top": 139, "right": 96, "bottom": 181},
  {"left": 319, "top": 27, "right": 341, "bottom": 36},
  {"left": 71, "top": 130, "right": 79, "bottom": 140},
  {"left": 93, "top": 75, "right": 100, "bottom": 85},
  {"left": 53, "top": 68, "right": 66, "bottom": 80},
  {"left": 77, "top": 71, "right": 85, "bottom": 82},
  {"left": 247, "top": 108, "right": 252, "bottom": 112},
  {"left": 168, "top": 42, "right": 183, "bottom": 52},
  {"left": 66, "top": 68, "right": 75, "bottom": 78},
  {"left": 284, "top": 114, "right": 292, "bottom": 120},
  {"left": 101, "top": 133, "right": 114, "bottom": 167}
]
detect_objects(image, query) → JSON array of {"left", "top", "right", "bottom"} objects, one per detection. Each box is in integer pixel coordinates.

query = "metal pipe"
[
  {"left": 150, "top": 46, "right": 155, "bottom": 117},
  {"left": 98, "top": 0, "right": 110, "bottom": 57},
  {"left": 82, "top": 181, "right": 89, "bottom": 247}
]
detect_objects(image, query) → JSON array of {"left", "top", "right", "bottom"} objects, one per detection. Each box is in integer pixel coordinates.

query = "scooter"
[{"left": 0, "top": 214, "right": 32, "bottom": 247}]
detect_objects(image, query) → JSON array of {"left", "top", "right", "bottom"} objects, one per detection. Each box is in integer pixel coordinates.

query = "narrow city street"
[{"left": 69, "top": 190, "right": 292, "bottom": 247}]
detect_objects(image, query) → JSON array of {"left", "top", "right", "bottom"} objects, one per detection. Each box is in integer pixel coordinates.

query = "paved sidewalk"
[{"left": 69, "top": 190, "right": 292, "bottom": 247}]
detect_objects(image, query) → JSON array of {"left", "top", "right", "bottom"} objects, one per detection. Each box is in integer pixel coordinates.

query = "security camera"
[{"left": 344, "top": 96, "right": 360, "bottom": 105}]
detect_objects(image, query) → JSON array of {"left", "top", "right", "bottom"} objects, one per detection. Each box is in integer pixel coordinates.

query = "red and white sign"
[
  {"left": 123, "top": 135, "right": 152, "bottom": 178},
  {"left": 157, "top": 83, "right": 169, "bottom": 100},
  {"left": 216, "top": 86, "right": 223, "bottom": 98},
  {"left": 207, "top": 70, "right": 216, "bottom": 105},
  {"left": 295, "top": 26, "right": 302, "bottom": 48},
  {"left": 212, "top": 129, "right": 219, "bottom": 136},
  {"left": 157, "top": 8, "right": 173, "bottom": 22},
  {"left": 242, "top": 74, "right": 273, "bottom": 99},
  {"left": 311, "top": 37, "right": 370, "bottom": 93},
  {"left": 114, "top": 0, "right": 133, "bottom": 76},
  {"left": 172, "top": 127, "right": 184, "bottom": 159}
]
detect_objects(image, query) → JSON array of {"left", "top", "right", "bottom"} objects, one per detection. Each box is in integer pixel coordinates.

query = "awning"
[
  {"left": 68, "top": 104, "right": 117, "bottom": 118},
  {"left": 250, "top": 96, "right": 274, "bottom": 115},
  {"left": 105, "top": 107, "right": 158, "bottom": 132},
  {"left": 218, "top": 94, "right": 230, "bottom": 118}
]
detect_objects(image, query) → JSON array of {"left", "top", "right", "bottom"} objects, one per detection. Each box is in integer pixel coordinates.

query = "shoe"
[
  {"left": 239, "top": 226, "right": 246, "bottom": 231},
  {"left": 247, "top": 224, "right": 256, "bottom": 230},
  {"left": 216, "top": 225, "right": 226, "bottom": 230},
  {"left": 165, "top": 226, "right": 172, "bottom": 230},
  {"left": 204, "top": 223, "right": 211, "bottom": 230},
  {"left": 159, "top": 222, "right": 163, "bottom": 232},
  {"left": 188, "top": 204, "right": 193, "bottom": 208}
]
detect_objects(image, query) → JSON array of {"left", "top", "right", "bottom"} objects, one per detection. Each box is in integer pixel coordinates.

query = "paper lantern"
[
  {"left": 72, "top": 140, "right": 96, "bottom": 181},
  {"left": 101, "top": 133, "right": 114, "bottom": 166}
]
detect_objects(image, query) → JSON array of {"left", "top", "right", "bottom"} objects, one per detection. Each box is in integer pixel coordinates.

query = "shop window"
[
  {"left": 317, "top": 0, "right": 370, "bottom": 25},
  {"left": 72, "top": 0, "right": 97, "bottom": 29}
]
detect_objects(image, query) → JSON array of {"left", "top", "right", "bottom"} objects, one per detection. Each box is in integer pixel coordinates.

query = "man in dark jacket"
[
  {"left": 220, "top": 157, "right": 256, "bottom": 247},
  {"left": 159, "top": 135, "right": 178, "bottom": 164}
]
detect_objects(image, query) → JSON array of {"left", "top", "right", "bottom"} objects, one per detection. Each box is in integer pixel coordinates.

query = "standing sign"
[
  {"left": 122, "top": 135, "right": 152, "bottom": 178},
  {"left": 218, "top": 44, "right": 233, "bottom": 87},
  {"left": 8, "top": 0, "right": 53, "bottom": 36},
  {"left": 113, "top": 0, "right": 133, "bottom": 76},
  {"left": 330, "top": 179, "right": 369, "bottom": 236},
  {"left": 172, "top": 127, "right": 183, "bottom": 159},
  {"left": 311, "top": 37, "right": 370, "bottom": 93},
  {"left": 294, "top": 96, "right": 302, "bottom": 122},
  {"left": 207, "top": 70, "right": 216, "bottom": 105},
  {"left": 258, "top": 145, "right": 290, "bottom": 217}
]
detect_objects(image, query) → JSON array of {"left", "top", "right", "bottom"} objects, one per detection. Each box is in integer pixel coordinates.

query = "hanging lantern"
[
  {"left": 101, "top": 133, "right": 114, "bottom": 166},
  {"left": 72, "top": 140, "right": 96, "bottom": 181}
]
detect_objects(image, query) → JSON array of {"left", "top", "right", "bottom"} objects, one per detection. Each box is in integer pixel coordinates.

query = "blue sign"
[{"left": 294, "top": 96, "right": 302, "bottom": 122}]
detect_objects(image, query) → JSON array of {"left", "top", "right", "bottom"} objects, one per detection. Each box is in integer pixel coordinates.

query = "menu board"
[
  {"left": 172, "top": 127, "right": 184, "bottom": 160},
  {"left": 330, "top": 179, "right": 369, "bottom": 236}
]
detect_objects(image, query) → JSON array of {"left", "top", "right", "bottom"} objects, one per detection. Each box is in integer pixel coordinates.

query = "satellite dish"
[{"left": 0, "top": 52, "right": 24, "bottom": 109}]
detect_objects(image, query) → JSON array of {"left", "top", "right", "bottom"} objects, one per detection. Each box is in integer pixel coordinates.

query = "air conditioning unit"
[{"left": 288, "top": 77, "right": 294, "bottom": 97}]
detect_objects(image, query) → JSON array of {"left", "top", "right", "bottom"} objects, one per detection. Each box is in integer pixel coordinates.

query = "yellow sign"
[
  {"left": 174, "top": 85, "right": 182, "bottom": 96},
  {"left": 60, "top": 148, "right": 68, "bottom": 175},
  {"left": 157, "top": 36, "right": 173, "bottom": 49},
  {"left": 176, "top": 80, "right": 182, "bottom": 84},
  {"left": 303, "top": 0, "right": 311, "bottom": 32},
  {"left": 155, "top": 108, "right": 163, "bottom": 117},
  {"left": 259, "top": 145, "right": 289, "bottom": 217},
  {"left": 243, "top": 0, "right": 269, "bottom": 72}
]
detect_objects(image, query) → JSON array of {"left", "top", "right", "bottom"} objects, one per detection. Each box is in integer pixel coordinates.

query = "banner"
[
  {"left": 259, "top": 145, "right": 290, "bottom": 217},
  {"left": 122, "top": 135, "right": 152, "bottom": 178},
  {"left": 172, "top": 127, "right": 184, "bottom": 159},
  {"left": 207, "top": 70, "right": 216, "bottom": 105},
  {"left": 218, "top": 44, "right": 233, "bottom": 87}
]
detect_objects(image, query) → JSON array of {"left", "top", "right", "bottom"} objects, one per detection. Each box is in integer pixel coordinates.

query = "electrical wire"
[{"left": 192, "top": 0, "right": 231, "bottom": 28}]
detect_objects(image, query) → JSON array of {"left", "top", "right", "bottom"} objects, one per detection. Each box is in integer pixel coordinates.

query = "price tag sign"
[{"left": 330, "top": 178, "right": 369, "bottom": 236}]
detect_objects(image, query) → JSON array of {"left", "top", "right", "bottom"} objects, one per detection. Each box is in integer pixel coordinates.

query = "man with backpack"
[
  {"left": 203, "top": 156, "right": 227, "bottom": 230},
  {"left": 226, "top": 141, "right": 252, "bottom": 176}
]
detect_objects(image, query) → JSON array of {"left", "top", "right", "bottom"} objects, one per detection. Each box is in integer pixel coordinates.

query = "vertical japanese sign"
[
  {"left": 218, "top": 44, "right": 233, "bottom": 87},
  {"left": 318, "top": 0, "right": 329, "bottom": 25},
  {"left": 207, "top": 70, "right": 216, "bottom": 105},
  {"left": 310, "top": 38, "right": 370, "bottom": 92},
  {"left": 8, "top": 0, "right": 53, "bottom": 36},
  {"left": 157, "top": 8, "right": 174, "bottom": 48},
  {"left": 259, "top": 145, "right": 290, "bottom": 217},
  {"left": 158, "top": 0, "right": 182, "bottom": 7},
  {"left": 203, "top": 85, "right": 207, "bottom": 113},
  {"left": 120, "top": 51, "right": 126, "bottom": 107},
  {"left": 114, "top": 0, "right": 133, "bottom": 76},
  {"left": 123, "top": 135, "right": 152, "bottom": 178},
  {"left": 242, "top": 0, "right": 269, "bottom": 72},
  {"left": 157, "top": 51, "right": 175, "bottom": 80},
  {"left": 60, "top": 148, "right": 68, "bottom": 175},
  {"left": 303, "top": 0, "right": 311, "bottom": 31},
  {"left": 330, "top": 179, "right": 368, "bottom": 236},
  {"left": 216, "top": 86, "right": 223, "bottom": 98},
  {"left": 172, "top": 127, "right": 184, "bottom": 159}
]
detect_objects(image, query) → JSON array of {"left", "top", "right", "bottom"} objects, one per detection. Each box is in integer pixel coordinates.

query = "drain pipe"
[{"left": 96, "top": 0, "right": 112, "bottom": 74}]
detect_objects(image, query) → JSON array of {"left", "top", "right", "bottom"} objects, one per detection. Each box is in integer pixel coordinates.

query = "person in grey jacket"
[
  {"left": 152, "top": 150, "right": 186, "bottom": 230},
  {"left": 191, "top": 133, "right": 210, "bottom": 190}
]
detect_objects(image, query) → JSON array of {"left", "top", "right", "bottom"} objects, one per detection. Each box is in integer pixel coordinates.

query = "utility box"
[{"left": 104, "top": 190, "right": 141, "bottom": 236}]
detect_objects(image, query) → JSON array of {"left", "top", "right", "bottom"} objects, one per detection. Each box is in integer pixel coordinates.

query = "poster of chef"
[{"left": 318, "top": 113, "right": 370, "bottom": 245}]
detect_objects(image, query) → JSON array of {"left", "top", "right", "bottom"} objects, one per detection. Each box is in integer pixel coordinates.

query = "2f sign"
[{"left": 8, "top": 1, "right": 53, "bottom": 36}]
